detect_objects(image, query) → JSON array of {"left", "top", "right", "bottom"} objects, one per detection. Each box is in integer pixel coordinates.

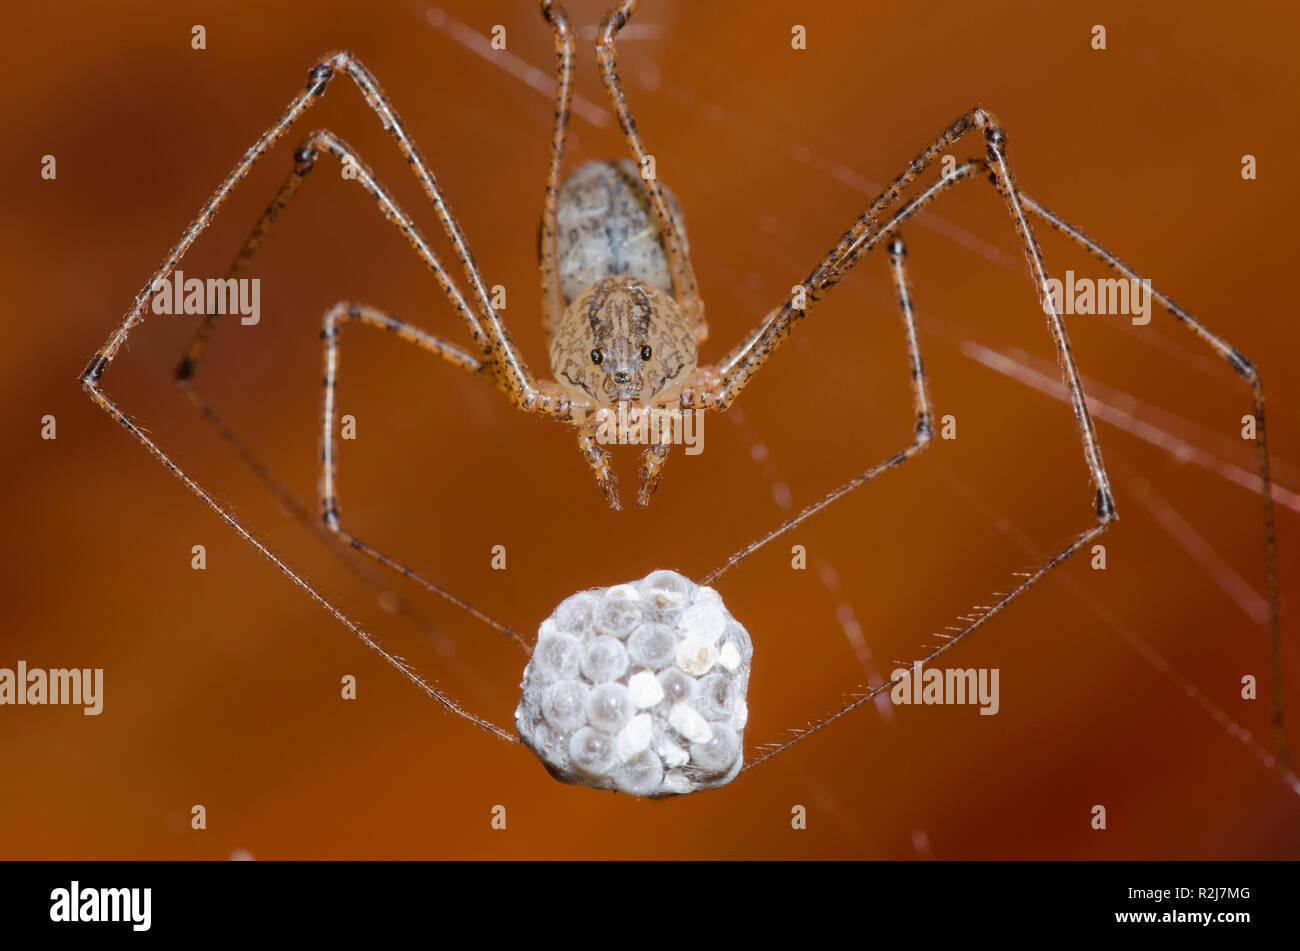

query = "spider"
[{"left": 80, "top": 0, "right": 1289, "bottom": 781}]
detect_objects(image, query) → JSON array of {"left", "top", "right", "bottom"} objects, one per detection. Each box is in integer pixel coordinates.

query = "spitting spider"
[{"left": 81, "top": 0, "right": 1289, "bottom": 779}]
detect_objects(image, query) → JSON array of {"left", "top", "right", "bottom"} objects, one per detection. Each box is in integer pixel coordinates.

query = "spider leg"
[
  {"left": 317, "top": 302, "right": 529, "bottom": 653},
  {"left": 169, "top": 129, "right": 527, "bottom": 651},
  {"left": 694, "top": 108, "right": 1115, "bottom": 520},
  {"left": 703, "top": 236, "right": 933, "bottom": 584},
  {"left": 694, "top": 110, "right": 1118, "bottom": 539},
  {"left": 80, "top": 53, "right": 558, "bottom": 741},
  {"left": 538, "top": 0, "right": 575, "bottom": 335},
  {"left": 175, "top": 128, "right": 496, "bottom": 383},
  {"left": 92, "top": 54, "right": 469, "bottom": 380},
  {"left": 1018, "top": 195, "right": 1288, "bottom": 766},
  {"left": 78, "top": 383, "right": 517, "bottom": 742},
  {"left": 595, "top": 0, "right": 706, "bottom": 342},
  {"left": 774, "top": 158, "right": 1286, "bottom": 765},
  {"left": 680, "top": 107, "right": 1121, "bottom": 768},
  {"left": 742, "top": 523, "right": 1108, "bottom": 773},
  {"left": 705, "top": 168, "right": 982, "bottom": 578},
  {"left": 716, "top": 140, "right": 1286, "bottom": 768},
  {"left": 177, "top": 382, "right": 472, "bottom": 656},
  {"left": 174, "top": 51, "right": 561, "bottom": 410}
]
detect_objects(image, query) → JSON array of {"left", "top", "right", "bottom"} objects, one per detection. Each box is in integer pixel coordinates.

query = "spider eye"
[
  {"left": 640, "top": 345, "right": 653, "bottom": 360},
  {"left": 590, "top": 348, "right": 603, "bottom": 365}
]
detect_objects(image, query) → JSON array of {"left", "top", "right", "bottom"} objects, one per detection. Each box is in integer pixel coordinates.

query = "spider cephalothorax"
[{"left": 549, "top": 275, "right": 697, "bottom": 405}]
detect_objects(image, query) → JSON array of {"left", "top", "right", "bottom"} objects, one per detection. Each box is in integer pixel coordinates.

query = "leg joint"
[
  {"left": 82, "top": 353, "right": 108, "bottom": 385},
  {"left": 1095, "top": 488, "right": 1119, "bottom": 524}
]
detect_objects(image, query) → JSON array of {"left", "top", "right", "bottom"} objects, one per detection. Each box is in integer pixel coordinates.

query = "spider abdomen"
[{"left": 555, "top": 159, "right": 688, "bottom": 306}]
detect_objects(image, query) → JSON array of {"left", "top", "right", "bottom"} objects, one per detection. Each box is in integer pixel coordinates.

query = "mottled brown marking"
[{"left": 550, "top": 275, "right": 696, "bottom": 405}]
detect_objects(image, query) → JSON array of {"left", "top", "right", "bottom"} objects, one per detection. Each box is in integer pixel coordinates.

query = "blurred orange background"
[{"left": 2, "top": 0, "right": 1298, "bottom": 858}]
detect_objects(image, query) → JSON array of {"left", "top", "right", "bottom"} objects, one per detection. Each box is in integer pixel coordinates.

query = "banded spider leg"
[
  {"left": 80, "top": 50, "right": 583, "bottom": 742},
  {"left": 674, "top": 109, "right": 1286, "bottom": 768}
]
